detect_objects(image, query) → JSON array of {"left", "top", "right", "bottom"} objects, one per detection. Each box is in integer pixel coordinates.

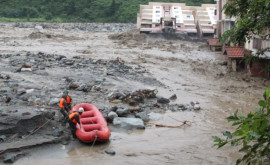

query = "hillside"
[{"left": 0, "top": 0, "right": 215, "bottom": 23}]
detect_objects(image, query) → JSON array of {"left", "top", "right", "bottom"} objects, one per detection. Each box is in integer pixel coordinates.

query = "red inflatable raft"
[{"left": 71, "top": 103, "right": 110, "bottom": 143}]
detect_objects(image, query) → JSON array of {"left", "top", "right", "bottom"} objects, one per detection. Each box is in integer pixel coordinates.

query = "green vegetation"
[
  {"left": 220, "top": 0, "right": 270, "bottom": 57},
  {"left": 213, "top": 87, "right": 270, "bottom": 164},
  {"left": 0, "top": 0, "right": 215, "bottom": 23}
]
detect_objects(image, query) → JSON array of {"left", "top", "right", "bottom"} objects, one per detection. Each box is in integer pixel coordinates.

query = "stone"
[
  {"left": 17, "top": 89, "right": 26, "bottom": 95},
  {"left": 109, "top": 106, "right": 118, "bottom": 112},
  {"left": 108, "top": 111, "right": 118, "bottom": 120},
  {"left": 105, "top": 149, "right": 116, "bottom": 156},
  {"left": 26, "top": 89, "right": 35, "bottom": 93},
  {"left": 95, "top": 78, "right": 104, "bottom": 83},
  {"left": 178, "top": 104, "right": 187, "bottom": 110},
  {"left": 194, "top": 104, "right": 201, "bottom": 110},
  {"left": 21, "top": 68, "right": 32, "bottom": 72},
  {"left": 64, "top": 60, "right": 74, "bottom": 65},
  {"left": 157, "top": 97, "right": 170, "bottom": 104},
  {"left": 190, "top": 101, "right": 195, "bottom": 106},
  {"left": 135, "top": 111, "right": 150, "bottom": 122},
  {"left": 113, "top": 117, "right": 145, "bottom": 130},
  {"left": 49, "top": 98, "right": 60, "bottom": 106},
  {"left": 77, "top": 84, "right": 92, "bottom": 92},
  {"left": 35, "top": 25, "right": 43, "bottom": 30},
  {"left": 0, "top": 135, "right": 7, "bottom": 141},
  {"left": 3, "top": 154, "right": 15, "bottom": 163},
  {"left": 169, "top": 94, "right": 177, "bottom": 100},
  {"left": 52, "top": 128, "right": 64, "bottom": 137},
  {"left": 148, "top": 112, "right": 163, "bottom": 121},
  {"left": 116, "top": 108, "right": 130, "bottom": 117}
]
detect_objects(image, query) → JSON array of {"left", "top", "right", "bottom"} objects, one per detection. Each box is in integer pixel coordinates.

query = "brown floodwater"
[{"left": 0, "top": 24, "right": 268, "bottom": 164}]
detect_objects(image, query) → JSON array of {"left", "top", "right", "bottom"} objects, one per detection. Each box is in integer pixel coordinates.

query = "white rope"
[{"left": 91, "top": 135, "right": 98, "bottom": 148}]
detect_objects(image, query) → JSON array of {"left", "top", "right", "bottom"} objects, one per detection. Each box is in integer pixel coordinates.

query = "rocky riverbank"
[{"left": 0, "top": 51, "right": 199, "bottom": 163}]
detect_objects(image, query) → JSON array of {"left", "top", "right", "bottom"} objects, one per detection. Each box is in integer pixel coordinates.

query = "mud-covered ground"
[{"left": 0, "top": 23, "right": 269, "bottom": 165}]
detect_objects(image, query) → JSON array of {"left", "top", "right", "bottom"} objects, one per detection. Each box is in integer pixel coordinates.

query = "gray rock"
[
  {"left": 113, "top": 117, "right": 145, "bottom": 130},
  {"left": 190, "top": 101, "right": 195, "bottom": 106},
  {"left": 21, "top": 68, "right": 32, "bottom": 72},
  {"left": 52, "top": 128, "right": 64, "bottom": 137},
  {"left": 26, "top": 89, "right": 35, "bottom": 93},
  {"left": 95, "top": 78, "right": 104, "bottom": 83},
  {"left": 135, "top": 111, "right": 150, "bottom": 122},
  {"left": 157, "top": 97, "right": 170, "bottom": 104},
  {"left": 64, "top": 59, "right": 74, "bottom": 65},
  {"left": 105, "top": 149, "right": 116, "bottom": 156},
  {"left": 148, "top": 112, "right": 163, "bottom": 121},
  {"left": 109, "top": 106, "right": 118, "bottom": 112},
  {"left": 49, "top": 98, "right": 60, "bottom": 106},
  {"left": 77, "top": 84, "right": 92, "bottom": 92},
  {"left": 0, "top": 135, "right": 7, "bottom": 141},
  {"left": 116, "top": 108, "right": 130, "bottom": 117},
  {"left": 178, "top": 104, "right": 185, "bottom": 109},
  {"left": 169, "top": 94, "right": 177, "bottom": 100},
  {"left": 3, "top": 154, "right": 15, "bottom": 163},
  {"left": 17, "top": 89, "right": 26, "bottom": 95},
  {"left": 194, "top": 104, "right": 201, "bottom": 110},
  {"left": 35, "top": 25, "right": 43, "bottom": 30},
  {"left": 108, "top": 111, "right": 118, "bottom": 120}
]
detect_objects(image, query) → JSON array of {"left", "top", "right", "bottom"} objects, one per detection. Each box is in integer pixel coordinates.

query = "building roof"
[
  {"left": 208, "top": 38, "right": 222, "bottom": 46},
  {"left": 225, "top": 46, "right": 245, "bottom": 58}
]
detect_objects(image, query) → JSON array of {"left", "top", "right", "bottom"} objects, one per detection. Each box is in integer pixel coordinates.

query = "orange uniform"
[
  {"left": 69, "top": 112, "right": 81, "bottom": 124},
  {"left": 59, "top": 98, "right": 66, "bottom": 108},
  {"left": 66, "top": 96, "right": 71, "bottom": 104}
]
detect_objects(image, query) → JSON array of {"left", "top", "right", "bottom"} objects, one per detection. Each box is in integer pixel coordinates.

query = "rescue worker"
[
  {"left": 63, "top": 90, "right": 72, "bottom": 109},
  {"left": 68, "top": 107, "right": 84, "bottom": 138},
  {"left": 59, "top": 94, "right": 70, "bottom": 122}
]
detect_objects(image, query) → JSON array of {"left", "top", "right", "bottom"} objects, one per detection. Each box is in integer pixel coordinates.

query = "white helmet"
[{"left": 78, "top": 107, "right": 84, "bottom": 113}]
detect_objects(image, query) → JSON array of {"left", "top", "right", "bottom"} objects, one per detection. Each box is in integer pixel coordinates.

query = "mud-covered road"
[{"left": 0, "top": 23, "right": 269, "bottom": 165}]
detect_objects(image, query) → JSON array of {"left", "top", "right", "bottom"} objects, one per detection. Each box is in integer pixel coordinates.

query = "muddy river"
[{"left": 0, "top": 23, "right": 268, "bottom": 165}]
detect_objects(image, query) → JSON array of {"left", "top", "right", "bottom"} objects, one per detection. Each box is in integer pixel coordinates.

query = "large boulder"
[{"left": 113, "top": 117, "right": 145, "bottom": 130}]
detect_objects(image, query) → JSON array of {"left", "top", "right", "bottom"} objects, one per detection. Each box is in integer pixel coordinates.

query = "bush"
[{"left": 213, "top": 87, "right": 270, "bottom": 164}]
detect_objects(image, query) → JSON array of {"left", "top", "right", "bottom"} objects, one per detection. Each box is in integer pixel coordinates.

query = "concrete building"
[
  {"left": 196, "top": 5, "right": 217, "bottom": 37},
  {"left": 245, "top": 33, "right": 270, "bottom": 78},
  {"left": 137, "top": 2, "right": 216, "bottom": 37},
  {"left": 216, "top": 0, "right": 235, "bottom": 39}
]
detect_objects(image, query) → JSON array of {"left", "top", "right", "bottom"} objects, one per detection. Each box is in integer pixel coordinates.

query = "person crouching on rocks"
[
  {"left": 59, "top": 94, "right": 70, "bottom": 122},
  {"left": 68, "top": 107, "right": 84, "bottom": 138}
]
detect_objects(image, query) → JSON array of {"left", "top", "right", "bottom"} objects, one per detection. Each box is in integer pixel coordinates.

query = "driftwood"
[
  {"left": 128, "top": 107, "right": 141, "bottom": 111},
  {"left": 147, "top": 120, "right": 191, "bottom": 128}
]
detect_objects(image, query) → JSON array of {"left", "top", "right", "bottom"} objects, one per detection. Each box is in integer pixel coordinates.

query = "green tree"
[
  {"left": 0, "top": 0, "right": 216, "bottom": 23},
  {"left": 221, "top": 0, "right": 270, "bottom": 51},
  {"left": 213, "top": 87, "right": 270, "bottom": 164}
]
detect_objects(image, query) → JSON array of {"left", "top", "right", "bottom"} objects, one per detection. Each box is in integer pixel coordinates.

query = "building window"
[
  {"left": 253, "top": 38, "right": 262, "bottom": 50},
  {"left": 156, "top": 11, "right": 160, "bottom": 13}
]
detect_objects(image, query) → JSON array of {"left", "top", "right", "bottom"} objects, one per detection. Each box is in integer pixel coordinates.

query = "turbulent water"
[{"left": 0, "top": 23, "right": 268, "bottom": 165}]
